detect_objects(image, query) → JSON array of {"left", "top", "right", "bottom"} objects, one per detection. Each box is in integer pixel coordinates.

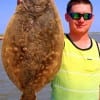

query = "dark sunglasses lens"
[
  {"left": 70, "top": 13, "right": 80, "bottom": 20},
  {"left": 84, "top": 13, "right": 93, "bottom": 20}
]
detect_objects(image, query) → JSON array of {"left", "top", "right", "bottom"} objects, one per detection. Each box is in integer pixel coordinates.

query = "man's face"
[{"left": 65, "top": 4, "right": 94, "bottom": 34}]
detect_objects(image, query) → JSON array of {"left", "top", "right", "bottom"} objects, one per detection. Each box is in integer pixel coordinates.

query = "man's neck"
[{"left": 68, "top": 33, "right": 91, "bottom": 49}]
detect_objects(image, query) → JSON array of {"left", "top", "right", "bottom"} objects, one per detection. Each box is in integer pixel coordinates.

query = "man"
[
  {"left": 18, "top": 0, "right": 100, "bottom": 100},
  {"left": 51, "top": 0, "right": 100, "bottom": 100}
]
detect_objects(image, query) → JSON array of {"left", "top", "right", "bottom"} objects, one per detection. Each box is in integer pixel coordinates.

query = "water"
[{"left": 0, "top": 33, "right": 100, "bottom": 100}]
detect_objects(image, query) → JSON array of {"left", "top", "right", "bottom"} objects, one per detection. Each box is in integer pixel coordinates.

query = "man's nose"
[{"left": 79, "top": 16, "right": 85, "bottom": 22}]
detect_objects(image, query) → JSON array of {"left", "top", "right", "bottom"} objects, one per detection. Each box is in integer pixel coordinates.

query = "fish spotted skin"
[{"left": 2, "top": 0, "right": 64, "bottom": 100}]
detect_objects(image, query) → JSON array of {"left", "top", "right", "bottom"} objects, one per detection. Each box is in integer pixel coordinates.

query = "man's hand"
[{"left": 17, "top": 0, "right": 23, "bottom": 5}]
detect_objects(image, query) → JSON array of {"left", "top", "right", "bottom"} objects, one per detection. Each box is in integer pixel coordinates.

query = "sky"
[{"left": 0, "top": 0, "right": 100, "bottom": 34}]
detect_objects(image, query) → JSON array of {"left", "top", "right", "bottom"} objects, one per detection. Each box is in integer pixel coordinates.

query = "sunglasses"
[{"left": 69, "top": 12, "right": 93, "bottom": 20}]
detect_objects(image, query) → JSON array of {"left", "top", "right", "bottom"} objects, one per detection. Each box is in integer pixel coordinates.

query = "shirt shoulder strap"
[{"left": 96, "top": 41, "right": 100, "bottom": 57}]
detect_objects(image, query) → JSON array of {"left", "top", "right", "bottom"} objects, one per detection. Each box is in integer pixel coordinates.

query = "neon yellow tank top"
[{"left": 51, "top": 35, "right": 100, "bottom": 100}]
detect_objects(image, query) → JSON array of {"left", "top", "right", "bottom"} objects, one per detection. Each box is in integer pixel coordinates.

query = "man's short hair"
[{"left": 66, "top": 0, "right": 93, "bottom": 14}]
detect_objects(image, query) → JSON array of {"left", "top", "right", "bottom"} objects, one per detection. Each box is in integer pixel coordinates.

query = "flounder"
[{"left": 2, "top": 0, "right": 64, "bottom": 100}]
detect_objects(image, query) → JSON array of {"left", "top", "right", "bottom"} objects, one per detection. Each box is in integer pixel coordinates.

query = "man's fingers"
[{"left": 17, "top": 0, "right": 23, "bottom": 5}]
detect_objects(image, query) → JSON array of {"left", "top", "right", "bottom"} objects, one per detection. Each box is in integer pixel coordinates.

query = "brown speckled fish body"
[{"left": 2, "top": 0, "right": 64, "bottom": 100}]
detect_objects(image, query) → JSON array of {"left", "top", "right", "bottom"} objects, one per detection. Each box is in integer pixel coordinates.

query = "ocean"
[{"left": 0, "top": 33, "right": 100, "bottom": 100}]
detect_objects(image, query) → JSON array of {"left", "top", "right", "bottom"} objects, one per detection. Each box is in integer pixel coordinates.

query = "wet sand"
[{"left": 0, "top": 33, "right": 100, "bottom": 100}]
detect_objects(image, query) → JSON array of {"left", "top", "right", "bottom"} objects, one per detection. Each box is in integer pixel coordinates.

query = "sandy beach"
[{"left": 0, "top": 33, "right": 100, "bottom": 100}]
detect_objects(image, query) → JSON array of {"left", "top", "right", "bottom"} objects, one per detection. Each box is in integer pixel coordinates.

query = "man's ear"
[{"left": 65, "top": 13, "right": 70, "bottom": 22}]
